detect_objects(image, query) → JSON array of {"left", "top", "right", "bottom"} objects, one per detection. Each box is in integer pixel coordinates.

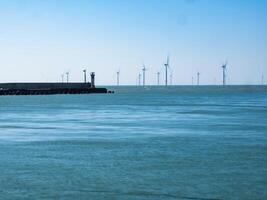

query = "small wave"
[
  {"left": 0, "top": 125, "right": 58, "bottom": 130},
  {"left": 76, "top": 189, "right": 221, "bottom": 200}
]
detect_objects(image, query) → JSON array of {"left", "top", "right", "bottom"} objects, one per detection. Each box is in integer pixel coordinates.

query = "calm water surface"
[{"left": 0, "top": 86, "right": 266, "bottom": 199}]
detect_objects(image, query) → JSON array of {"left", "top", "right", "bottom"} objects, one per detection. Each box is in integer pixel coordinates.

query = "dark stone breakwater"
[
  {"left": 0, "top": 88, "right": 108, "bottom": 96},
  {"left": 0, "top": 83, "right": 110, "bottom": 96}
]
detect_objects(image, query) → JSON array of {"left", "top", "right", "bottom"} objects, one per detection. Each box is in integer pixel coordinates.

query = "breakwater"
[{"left": 0, "top": 83, "right": 108, "bottom": 95}]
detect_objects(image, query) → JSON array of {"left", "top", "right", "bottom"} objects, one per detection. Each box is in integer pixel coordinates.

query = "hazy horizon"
[{"left": 0, "top": 0, "right": 266, "bottom": 85}]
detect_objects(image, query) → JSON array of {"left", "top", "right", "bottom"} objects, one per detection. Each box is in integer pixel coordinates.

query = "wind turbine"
[
  {"left": 197, "top": 72, "right": 200, "bottom": 86},
  {"left": 222, "top": 61, "right": 228, "bottom": 86},
  {"left": 66, "top": 72, "right": 70, "bottom": 83},
  {"left": 262, "top": 74, "right": 264, "bottom": 85},
  {"left": 164, "top": 56, "right": 170, "bottom": 86},
  {"left": 157, "top": 72, "right": 160, "bottom": 85},
  {"left": 142, "top": 65, "right": 147, "bottom": 86},
  {"left": 191, "top": 76, "right": 194, "bottom": 85},
  {"left": 116, "top": 70, "right": 120, "bottom": 86}
]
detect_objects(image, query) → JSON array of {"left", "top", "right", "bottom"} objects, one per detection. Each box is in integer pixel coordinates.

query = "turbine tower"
[
  {"left": 138, "top": 73, "right": 141, "bottom": 86},
  {"left": 262, "top": 74, "right": 264, "bottom": 85},
  {"left": 142, "top": 65, "right": 147, "bottom": 86},
  {"left": 83, "top": 69, "right": 87, "bottom": 83},
  {"left": 116, "top": 70, "right": 120, "bottom": 86},
  {"left": 164, "top": 56, "right": 170, "bottom": 86},
  {"left": 222, "top": 61, "right": 228, "bottom": 86},
  {"left": 157, "top": 72, "right": 160, "bottom": 85},
  {"left": 66, "top": 72, "right": 69, "bottom": 83},
  {"left": 197, "top": 72, "right": 200, "bottom": 86}
]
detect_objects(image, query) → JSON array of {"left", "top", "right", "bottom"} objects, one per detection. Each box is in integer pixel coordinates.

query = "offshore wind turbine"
[
  {"left": 164, "top": 56, "right": 170, "bottom": 86},
  {"left": 262, "top": 74, "right": 264, "bottom": 85},
  {"left": 66, "top": 72, "right": 69, "bottom": 83},
  {"left": 142, "top": 65, "right": 147, "bottom": 86},
  {"left": 157, "top": 72, "right": 160, "bottom": 85},
  {"left": 222, "top": 61, "right": 228, "bottom": 86},
  {"left": 197, "top": 72, "right": 200, "bottom": 85},
  {"left": 116, "top": 70, "right": 120, "bottom": 86}
]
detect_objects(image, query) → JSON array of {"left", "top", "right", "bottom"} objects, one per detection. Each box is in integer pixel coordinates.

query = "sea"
[{"left": 0, "top": 86, "right": 266, "bottom": 200}]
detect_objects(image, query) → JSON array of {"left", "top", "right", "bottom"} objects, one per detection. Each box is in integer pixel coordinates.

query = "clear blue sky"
[{"left": 0, "top": 0, "right": 266, "bottom": 85}]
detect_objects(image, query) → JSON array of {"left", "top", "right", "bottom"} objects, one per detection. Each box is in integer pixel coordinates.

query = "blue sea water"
[{"left": 0, "top": 86, "right": 266, "bottom": 200}]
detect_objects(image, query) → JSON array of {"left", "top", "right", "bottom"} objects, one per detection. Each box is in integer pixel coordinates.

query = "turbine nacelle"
[
  {"left": 142, "top": 65, "right": 147, "bottom": 71},
  {"left": 222, "top": 61, "right": 228, "bottom": 69}
]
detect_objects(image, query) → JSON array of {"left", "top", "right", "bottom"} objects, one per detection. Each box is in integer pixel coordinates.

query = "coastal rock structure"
[{"left": 0, "top": 73, "right": 109, "bottom": 95}]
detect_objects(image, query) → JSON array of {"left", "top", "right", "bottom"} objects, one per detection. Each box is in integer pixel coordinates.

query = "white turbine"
[{"left": 164, "top": 56, "right": 170, "bottom": 86}]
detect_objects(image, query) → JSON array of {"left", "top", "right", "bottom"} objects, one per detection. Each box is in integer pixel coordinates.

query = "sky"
[{"left": 0, "top": 0, "right": 266, "bottom": 85}]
